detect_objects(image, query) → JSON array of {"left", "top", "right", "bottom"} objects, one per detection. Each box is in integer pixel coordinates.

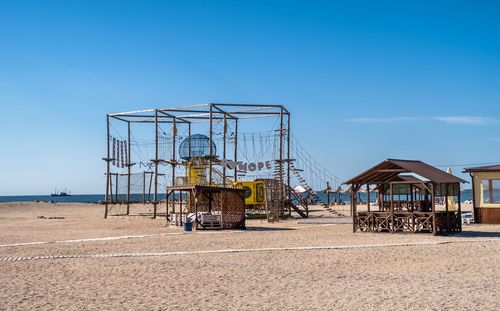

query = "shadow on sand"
[
  {"left": 243, "top": 227, "right": 296, "bottom": 232},
  {"left": 453, "top": 231, "right": 500, "bottom": 238}
]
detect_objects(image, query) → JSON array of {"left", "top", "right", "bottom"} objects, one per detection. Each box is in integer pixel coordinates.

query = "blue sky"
[{"left": 0, "top": 0, "right": 499, "bottom": 195}]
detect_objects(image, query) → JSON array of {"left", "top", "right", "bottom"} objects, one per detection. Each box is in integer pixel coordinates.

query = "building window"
[{"left": 482, "top": 180, "right": 500, "bottom": 204}]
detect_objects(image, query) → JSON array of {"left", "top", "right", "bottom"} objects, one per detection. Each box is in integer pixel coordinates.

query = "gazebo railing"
[{"left": 354, "top": 211, "right": 460, "bottom": 233}]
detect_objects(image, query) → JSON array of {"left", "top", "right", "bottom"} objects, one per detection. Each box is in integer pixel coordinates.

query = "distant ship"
[{"left": 51, "top": 188, "right": 71, "bottom": 197}]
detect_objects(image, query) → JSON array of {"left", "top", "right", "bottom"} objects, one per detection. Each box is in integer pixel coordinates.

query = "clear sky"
[{"left": 0, "top": 0, "right": 499, "bottom": 195}]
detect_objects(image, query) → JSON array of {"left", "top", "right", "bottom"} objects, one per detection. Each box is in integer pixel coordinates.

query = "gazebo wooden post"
[
  {"left": 424, "top": 187, "right": 429, "bottom": 212},
  {"left": 431, "top": 183, "right": 437, "bottom": 235},
  {"left": 457, "top": 186, "right": 462, "bottom": 232},
  {"left": 410, "top": 185, "right": 414, "bottom": 212},
  {"left": 351, "top": 183, "right": 356, "bottom": 232},
  {"left": 390, "top": 183, "right": 395, "bottom": 233},
  {"left": 410, "top": 184, "right": 415, "bottom": 231},
  {"left": 445, "top": 184, "right": 449, "bottom": 233},
  {"left": 379, "top": 188, "right": 383, "bottom": 211},
  {"left": 350, "top": 184, "right": 354, "bottom": 217},
  {"left": 367, "top": 184, "right": 370, "bottom": 212}
]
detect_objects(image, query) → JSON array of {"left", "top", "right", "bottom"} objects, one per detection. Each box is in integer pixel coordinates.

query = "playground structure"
[{"left": 103, "top": 103, "right": 343, "bottom": 225}]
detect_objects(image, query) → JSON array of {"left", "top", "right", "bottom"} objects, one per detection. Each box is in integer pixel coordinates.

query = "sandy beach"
[{"left": 0, "top": 202, "right": 498, "bottom": 310}]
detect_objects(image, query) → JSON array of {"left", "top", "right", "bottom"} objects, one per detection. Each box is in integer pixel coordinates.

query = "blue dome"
[{"left": 179, "top": 134, "right": 216, "bottom": 160}]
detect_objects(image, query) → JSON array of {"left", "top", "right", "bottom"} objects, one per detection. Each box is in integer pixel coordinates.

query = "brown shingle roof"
[{"left": 344, "top": 159, "right": 466, "bottom": 184}]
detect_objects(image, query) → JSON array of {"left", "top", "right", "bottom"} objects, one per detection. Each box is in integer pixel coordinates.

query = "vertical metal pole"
[
  {"left": 194, "top": 189, "right": 198, "bottom": 230},
  {"left": 234, "top": 118, "right": 238, "bottom": 182},
  {"left": 166, "top": 191, "right": 169, "bottom": 224},
  {"left": 188, "top": 122, "right": 191, "bottom": 186},
  {"left": 109, "top": 173, "right": 113, "bottom": 202},
  {"left": 286, "top": 112, "right": 291, "bottom": 200},
  {"left": 172, "top": 117, "right": 177, "bottom": 224},
  {"left": 153, "top": 109, "right": 159, "bottom": 219},
  {"left": 279, "top": 107, "right": 284, "bottom": 218},
  {"left": 179, "top": 190, "right": 183, "bottom": 226},
  {"left": 188, "top": 123, "right": 192, "bottom": 158},
  {"left": 222, "top": 114, "right": 227, "bottom": 187},
  {"left": 105, "top": 114, "right": 110, "bottom": 218},
  {"left": 209, "top": 104, "right": 213, "bottom": 184},
  {"left": 115, "top": 173, "right": 118, "bottom": 203},
  {"left": 173, "top": 191, "right": 176, "bottom": 225},
  {"left": 142, "top": 171, "right": 146, "bottom": 202},
  {"left": 126, "top": 121, "right": 131, "bottom": 215},
  {"left": 172, "top": 117, "right": 177, "bottom": 184},
  {"left": 326, "top": 181, "right": 330, "bottom": 205}
]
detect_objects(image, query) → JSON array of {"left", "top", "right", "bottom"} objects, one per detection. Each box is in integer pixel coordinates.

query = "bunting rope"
[{"left": 112, "top": 137, "right": 116, "bottom": 166}]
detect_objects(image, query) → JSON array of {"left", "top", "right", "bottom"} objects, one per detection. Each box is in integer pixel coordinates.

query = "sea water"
[{"left": 0, "top": 189, "right": 474, "bottom": 204}]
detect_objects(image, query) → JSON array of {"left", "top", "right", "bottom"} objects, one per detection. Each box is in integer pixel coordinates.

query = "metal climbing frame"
[{"left": 103, "top": 103, "right": 299, "bottom": 221}]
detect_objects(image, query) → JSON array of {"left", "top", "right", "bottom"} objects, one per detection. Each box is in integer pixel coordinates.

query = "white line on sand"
[
  {"left": 0, "top": 239, "right": 498, "bottom": 263},
  {"left": 0, "top": 231, "right": 239, "bottom": 248},
  {"left": 0, "top": 224, "right": 336, "bottom": 248}
]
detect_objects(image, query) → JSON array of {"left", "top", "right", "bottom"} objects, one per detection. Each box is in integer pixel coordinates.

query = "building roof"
[
  {"left": 344, "top": 159, "right": 466, "bottom": 185},
  {"left": 463, "top": 164, "right": 500, "bottom": 173}
]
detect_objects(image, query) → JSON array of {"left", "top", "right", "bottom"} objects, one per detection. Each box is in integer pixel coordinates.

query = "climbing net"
[{"left": 290, "top": 134, "right": 344, "bottom": 193}]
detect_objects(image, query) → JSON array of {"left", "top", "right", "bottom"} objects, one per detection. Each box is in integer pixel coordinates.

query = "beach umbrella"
[
  {"left": 293, "top": 185, "right": 307, "bottom": 194},
  {"left": 320, "top": 182, "right": 336, "bottom": 204},
  {"left": 321, "top": 187, "right": 336, "bottom": 193},
  {"left": 334, "top": 186, "right": 343, "bottom": 203}
]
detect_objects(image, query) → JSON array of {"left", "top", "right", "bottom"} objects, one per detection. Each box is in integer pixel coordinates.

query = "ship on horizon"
[{"left": 51, "top": 188, "right": 71, "bottom": 197}]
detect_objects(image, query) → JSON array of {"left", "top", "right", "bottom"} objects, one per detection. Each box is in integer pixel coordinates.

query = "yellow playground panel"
[{"left": 233, "top": 181, "right": 266, "bottom": 207}]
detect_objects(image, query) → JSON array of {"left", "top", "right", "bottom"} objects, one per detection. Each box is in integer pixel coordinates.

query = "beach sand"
[{"left": 0, "top": 202, "right": 498, "bottom": 310}]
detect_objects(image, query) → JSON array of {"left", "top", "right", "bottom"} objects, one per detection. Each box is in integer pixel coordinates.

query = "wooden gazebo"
[
  {"left": 165, "top": 185, "right": 246, "bottom": 230},
  {"left": 345, "top": 159, "right": 466, "bottom": 235}
]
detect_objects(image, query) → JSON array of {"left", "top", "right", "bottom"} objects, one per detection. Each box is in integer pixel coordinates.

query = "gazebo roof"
[
  {"left": 463, "top": 164, "right": 500, "bottom": 173},
  {"left": 344, "top": 159, "right": 466, "bottom": 185}
]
